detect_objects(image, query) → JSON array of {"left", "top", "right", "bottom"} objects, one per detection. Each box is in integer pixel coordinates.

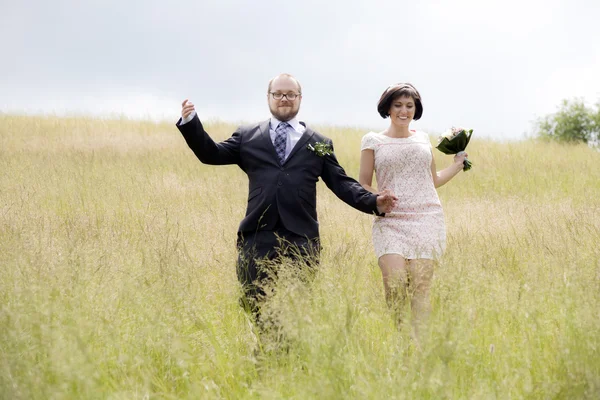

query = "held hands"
[
  {"left": 376, "top": 188, "right": 398, "bottom": 214},
  {"left": 181, "top": 99, "right": 195, "bottom": 119}
]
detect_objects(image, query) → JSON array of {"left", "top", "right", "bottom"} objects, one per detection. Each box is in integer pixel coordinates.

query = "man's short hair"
[{"left": 268, "top": 73, "right": 302, "bottom": 94}]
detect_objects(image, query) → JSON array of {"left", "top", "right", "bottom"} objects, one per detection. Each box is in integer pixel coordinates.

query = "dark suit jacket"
[{"left": 177, "top": 115, "right": 380, "bottom": 240}]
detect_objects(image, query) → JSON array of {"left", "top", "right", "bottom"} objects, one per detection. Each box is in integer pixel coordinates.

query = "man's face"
[{"left": 268, "top": 77, "right": 302, "bottom": 121}]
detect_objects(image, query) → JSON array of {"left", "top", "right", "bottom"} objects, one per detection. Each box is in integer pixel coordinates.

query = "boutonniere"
[{"left": 307, "top": 141, "right": 333, "bottom": 157}]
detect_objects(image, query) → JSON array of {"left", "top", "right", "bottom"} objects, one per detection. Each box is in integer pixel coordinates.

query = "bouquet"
[{"left": 436, "top": 127, "right": 474, "bottom": 171}]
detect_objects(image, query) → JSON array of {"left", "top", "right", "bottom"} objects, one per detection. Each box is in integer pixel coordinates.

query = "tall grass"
[{"left": 1, "top": 115, "right": 599, "bottom": 399}]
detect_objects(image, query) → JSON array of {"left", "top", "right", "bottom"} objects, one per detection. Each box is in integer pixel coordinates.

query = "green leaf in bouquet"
[
  {"left": 436, "top": 138, "right": 454, "bottom": 154},
  {"left": 448, "top": 129, "right": 473, "bottom": 152},
  {"left": 454, "top": 132, "right": 466, "bottom": 150},
  {"left": 457, "top": 130, "right": 471, "bottom": 149},
  {"left": 463, "top": 158, "right": 473, "bottom": 171},
  {"left": 465, "top": 129, "right": 473, "bottom": 145},
  {"left": 462, "top": 129, "right": 473, "bottom": 148}
]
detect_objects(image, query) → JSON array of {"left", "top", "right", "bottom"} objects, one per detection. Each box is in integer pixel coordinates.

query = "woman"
[{"left": 359, "top": 83, "right": 468, "bottom": 339}]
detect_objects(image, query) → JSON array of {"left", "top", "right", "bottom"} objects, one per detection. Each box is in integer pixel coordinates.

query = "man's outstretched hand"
[
  {"left": 376, "top": 188, "right": 398, "bottom": 214},
  {"left": 181, "top": 99, "right": 195, "bottom": 119}
]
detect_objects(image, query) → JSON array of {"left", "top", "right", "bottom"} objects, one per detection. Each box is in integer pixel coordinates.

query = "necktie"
[{"left": 274, "top": 122, "right": 291, "bottom": 165}]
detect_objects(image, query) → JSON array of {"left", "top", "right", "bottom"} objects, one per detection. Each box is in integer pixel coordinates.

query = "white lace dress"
[{"left": 361, "top": 131, "right": 446, "bottom": 260}]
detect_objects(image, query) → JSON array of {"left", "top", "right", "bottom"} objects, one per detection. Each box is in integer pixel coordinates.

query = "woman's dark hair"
[{"left": 377, "top": 83, "right": 423, "bottom": 120}]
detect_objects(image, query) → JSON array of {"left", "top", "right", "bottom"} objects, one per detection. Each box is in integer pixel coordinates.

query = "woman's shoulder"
[
  {"left": 410, "top": 129, "right": 427, "bottom": 137},
  {"left": 361, "top": 131, "right": 386, "bottom": 150},
  {"left": 412, "top": 130, "right": 433, "bottom": 142},
  {"left": 362, "top": 130, "right": 378, "bottom": 138},
  {"left": 362, "top": 131, "right": 387, "bottom": 141}
]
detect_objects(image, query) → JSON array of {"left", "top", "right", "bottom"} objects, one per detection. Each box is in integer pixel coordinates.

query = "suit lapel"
[
  {"left": 285, "top": 122, "right": 315, "bottom": 165},
  {"left": 259, "top": 119, "right": 280, "bottom": 161},
  {"left": 260, "top": 119, "right": 315, "bottom": 165}
]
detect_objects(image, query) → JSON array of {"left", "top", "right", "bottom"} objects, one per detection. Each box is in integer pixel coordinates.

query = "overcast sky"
[{"left": 1, "top": 0, "right": 599, "bottom": 139}]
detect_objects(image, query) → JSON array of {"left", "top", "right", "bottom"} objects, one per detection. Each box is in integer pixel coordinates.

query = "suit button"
[
  {"left": 280, "top": 167, "right": 285, "bottom": 171},
  {"left": 278, "top": 181, "right": 283, "bottom": 186}
]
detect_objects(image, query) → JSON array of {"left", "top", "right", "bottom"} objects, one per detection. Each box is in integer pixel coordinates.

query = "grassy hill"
[{"left": 1, "top": 115, "right": 599, "bottom": 399}]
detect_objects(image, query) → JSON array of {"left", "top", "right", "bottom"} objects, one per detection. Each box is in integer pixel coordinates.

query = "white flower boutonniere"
[{"left": 307, "top": 141, "right": 333, "bottom": 157}]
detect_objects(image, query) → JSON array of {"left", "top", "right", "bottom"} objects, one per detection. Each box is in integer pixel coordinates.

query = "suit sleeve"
[
  {"left": 320, "top": 140, "right": 383, "bottom": 216},
  {"left": 176, "top": 114, "right": 241, "bottom": 165}
]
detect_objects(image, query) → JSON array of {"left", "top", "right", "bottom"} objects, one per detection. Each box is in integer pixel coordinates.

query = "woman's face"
[{"left": 388, "top": 95, "right": 416, "bottom": 127}]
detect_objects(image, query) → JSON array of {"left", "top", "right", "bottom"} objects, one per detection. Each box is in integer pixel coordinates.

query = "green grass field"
[{"left": 1, "top": 114, "right": 599, "bottom": 399}]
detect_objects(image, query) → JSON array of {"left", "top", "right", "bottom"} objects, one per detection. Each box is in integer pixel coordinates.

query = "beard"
[{"left": 269, "top": 103, "right": 299, "bottom": 122}]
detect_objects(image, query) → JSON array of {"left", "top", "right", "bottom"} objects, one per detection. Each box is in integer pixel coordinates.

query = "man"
[{"left": 176, "top": 73, "right": 397, "bottom": 314}]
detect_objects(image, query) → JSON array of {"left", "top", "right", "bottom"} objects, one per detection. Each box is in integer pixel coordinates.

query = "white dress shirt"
[
  {"left": 269, "top": 116, "right": 305, "bottom": 161},
  {"left": 180, "top": 111, "right": 305, "bottom": 162}
]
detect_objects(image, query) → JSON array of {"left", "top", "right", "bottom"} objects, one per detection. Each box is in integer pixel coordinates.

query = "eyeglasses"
[{"left": 270, "top": 92, "right": 301, "bottom": 100}]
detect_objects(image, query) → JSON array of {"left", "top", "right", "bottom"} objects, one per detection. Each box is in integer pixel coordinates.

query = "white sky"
[{"left": 1, "top": 0, "right": 599, "bottom": 139}]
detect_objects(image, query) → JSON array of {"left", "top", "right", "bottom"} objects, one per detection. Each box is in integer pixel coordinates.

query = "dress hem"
[{"left": 376, "top": 251, "right": 436, "bottom": 261}]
